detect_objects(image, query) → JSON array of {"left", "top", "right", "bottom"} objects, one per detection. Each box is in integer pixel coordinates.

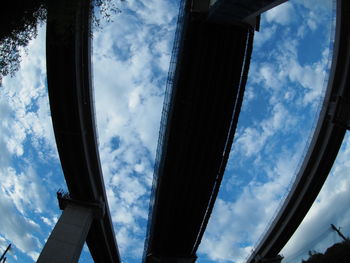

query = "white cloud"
[
  {"left": 280, "top": 46, "right": 330, "bottom": 107},
  {"left": 254, "top": 25, "right": 277, "bottom": 48},
  {"left": 0, "top": 1, "right": 337, "bottom": 263},
  {"left": 0, "top": 193, "right": 42, "bottom": 255},
  {"left": 91, "top": 0, "right": 179, "bottom": 258},
  {"left": 0, "top": 236, "right": 9, "bottom": 251},
  {"left": 295, "top": 0, "right": 335, "bottom": 34},
  {"left": 40, "top": 215, "right": 58, "bottom": 227},
  {"left": 0, "top": 24, "right": 62, "bottom": 262},
  {"left": 199, "top": 148, "right": 301, "bottom": 262},
  {"left": 2, "top": 25, "right": 57, "bottom": 160},
  {"left": 93, "top": 0, "right": 335, "bottom": 260},
  {"left": 126, "top": 0, "right": 176, "bottom": 26},
  {"left": 199, "top": 2, "right": 335, "bottom": 262},
  {"left": 250, "top": 34, "right": 331, "bottom": 109},
  {"left": 281, "top": 134, "right": 350, "bottom": 261},
  {"left": 1, "top": 166, "right": 49, "bottom": 214},
  {"left": 265, "top": 2, "right": 294, "bottom": 25},
  {"left": 28, "top": 251, "right": 40, "bottom": 262},
  {"left": 235, "top": 103, "right": 295, "bottom": 157}
]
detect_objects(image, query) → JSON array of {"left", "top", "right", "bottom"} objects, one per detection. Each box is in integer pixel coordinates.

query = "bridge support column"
[{"left": 37, "top": 193, "right": 104, "bottom": 263}]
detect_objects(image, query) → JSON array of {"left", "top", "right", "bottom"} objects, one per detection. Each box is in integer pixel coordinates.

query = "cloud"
[
  {"left": 0, "top": 192, "right": 42, "bottom": 255},
  {"left": 1, "top": 25, "right": 57, "bottom": 160},
  {"left": 281, "top": 134, "right": 350, "bottom": 261},
  {"left": 0, "top": 236, "right": 9, "bottom": 252},
  {"left": 234, "top": 103, "right": 295, "bottom": 158},
  {"left": 91, "top": 0, "right": 179, "bottom": 258},
  {"left": 265, "top": 2, "right": 294, "bottom": 25},
  {"left": 198, "top": 2, "right": 335, "bottom": 262},
  {"left": 199, "top": 149, "right": 301, "bottom": 262},
  {"left": 0, "top": 1, "right": 337, "bottom": 263},
  {"left": 276, "top": 43, "right": 331, "bottom": 107},
  {"left": 0, "top": 158, "right": 58, "bottom": 259},
  {"left": 125, "top": 0, "right": 176, "bottom": 26},
  {"left": 250, "top": 36, "right": 331, "bottom": 108},
  {"left": 0, "top": 24, "right": 63, "bottom": 262},
  {"left": 254, "top": 24, "right": 277, "bottom": 48},
  {"left": 1, "top": 166, "right": 49, "bottom": 214},
  {"left": 40, "top": 215, "right": 58, "bottom": 227},
  {"left": 295, "top": 0, "right": 335, "bottom": 33}
]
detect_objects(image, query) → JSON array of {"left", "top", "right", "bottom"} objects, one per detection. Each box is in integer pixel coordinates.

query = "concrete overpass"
[
  {"left": 143, "top": 1, "right": 286, "bottom": 263},
  {"left": 246, "top": 0, "right": 350, "bottom": 262},
  {"left": 37, "top": 0, "right": 121, "bottom": 262},
  {"left": 33, "top": 0, "right": 347, "bottom": 262}
]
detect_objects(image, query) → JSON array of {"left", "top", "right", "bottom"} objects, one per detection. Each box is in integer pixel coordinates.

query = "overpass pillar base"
[{"left": 37, "top": 193, "right": 104, "bottom": 263}]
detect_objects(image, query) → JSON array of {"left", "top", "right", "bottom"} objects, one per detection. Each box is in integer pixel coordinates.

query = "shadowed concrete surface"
[
  {"left": 45, "top": 0, "right": 121, "bottom": 262},
  {"left": 144, "top": 0, "right": 255, "bottom": 262},
  {"left": 37, "top": 204, "right": 95, "bottom": 263}
]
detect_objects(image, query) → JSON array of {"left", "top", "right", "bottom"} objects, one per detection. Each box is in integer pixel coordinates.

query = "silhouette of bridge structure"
[{"left": 37, "top": 0, "right": 350, "bottom": 263}]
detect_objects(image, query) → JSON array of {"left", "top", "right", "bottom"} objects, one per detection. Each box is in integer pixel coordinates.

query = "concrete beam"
[
  {"left": 146, "top": 254, "right": 197, "bottom": 263},
  {"left": 207, "top": 0, "right": 287, "bottom": 27},
  {"left": 191, "top": 0, "right": 211, "bottom": 12},
  {"left": 46, "top": 0, "right": 121, "bottom": 261},
  {"left": 37, "top": 197, "right": 104, "bottom": 263}
]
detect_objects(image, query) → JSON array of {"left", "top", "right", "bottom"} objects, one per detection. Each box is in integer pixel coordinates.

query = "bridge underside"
[
  {"left": 144, "top": 1, "right": 254, "bottom": 261},
  {"left": 39, "top": 0, "right": 293, "bottom": 262},
  {"left": 208, "top": 0, "right": 287, "bottom": 25},
  {"left": 45, "top": 0, "right": 121, "bottom": 262},
  {"left": 39, "top": 0, "right": 349, "bottom": 262}
]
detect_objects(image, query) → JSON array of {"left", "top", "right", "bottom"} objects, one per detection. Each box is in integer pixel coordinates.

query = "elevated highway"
[
  {"left": 39, "top": 0, "right": 121, "bottom": 262},
  {"left": 246, "top": 0, "right": 350, "bottom": 262},
  {"left": 143, "top": 1, "right": 286, "bottom": 263},
  {"left": 34, "top": 0, "right": 341, "bottom": 262}
]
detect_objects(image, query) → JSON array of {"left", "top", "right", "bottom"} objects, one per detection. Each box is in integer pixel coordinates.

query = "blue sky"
[{"left": 1, "top": 0, "right": 349, "bottom": 262}]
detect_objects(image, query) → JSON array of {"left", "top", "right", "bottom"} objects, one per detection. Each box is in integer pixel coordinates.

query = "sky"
[{"left": 0, "top": 0, "right": 349, "bottom": 263}]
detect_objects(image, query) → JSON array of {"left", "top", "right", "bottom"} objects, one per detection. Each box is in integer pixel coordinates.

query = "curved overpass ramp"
[
  {"left": 40, "top": 0, "right": 121, "bottom": 262},
  {"left": 246, "top": 1, "right": 350, "bottom": 262}
]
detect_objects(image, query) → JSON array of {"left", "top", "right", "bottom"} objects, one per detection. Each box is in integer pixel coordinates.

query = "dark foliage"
[
  {"left": 0, "top": 0, "right": 47, "bottom": 86},
  {"left": 302, "top": 241, "right": 350, "bottom": 263},
  {"left": 92, "top": 0, "right": 122, "bottom": 29},
  {"left": 302, "top": 251, "right": 324, "bottom": 263},
  {"left": 0, "top": 0, "right": 120, "bottom": 86}
]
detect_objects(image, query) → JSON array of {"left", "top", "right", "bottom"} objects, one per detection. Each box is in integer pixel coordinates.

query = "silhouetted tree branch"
[
  {"left": 92, "top": 0, "right": 122, "bottom": 29},
  {"left": 0, "top": 0, "right": 46, "bottom": 86},
  {"left": 0, "top": 0, "right": 121, "bottom": 86},
  {"left": 302, "top": 241, "right": 350, "bottom": 263}
]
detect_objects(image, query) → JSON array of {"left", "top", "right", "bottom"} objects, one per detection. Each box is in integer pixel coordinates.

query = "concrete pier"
[{"left": 37, "top": 193, "right": 105, "bottom": 263}]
